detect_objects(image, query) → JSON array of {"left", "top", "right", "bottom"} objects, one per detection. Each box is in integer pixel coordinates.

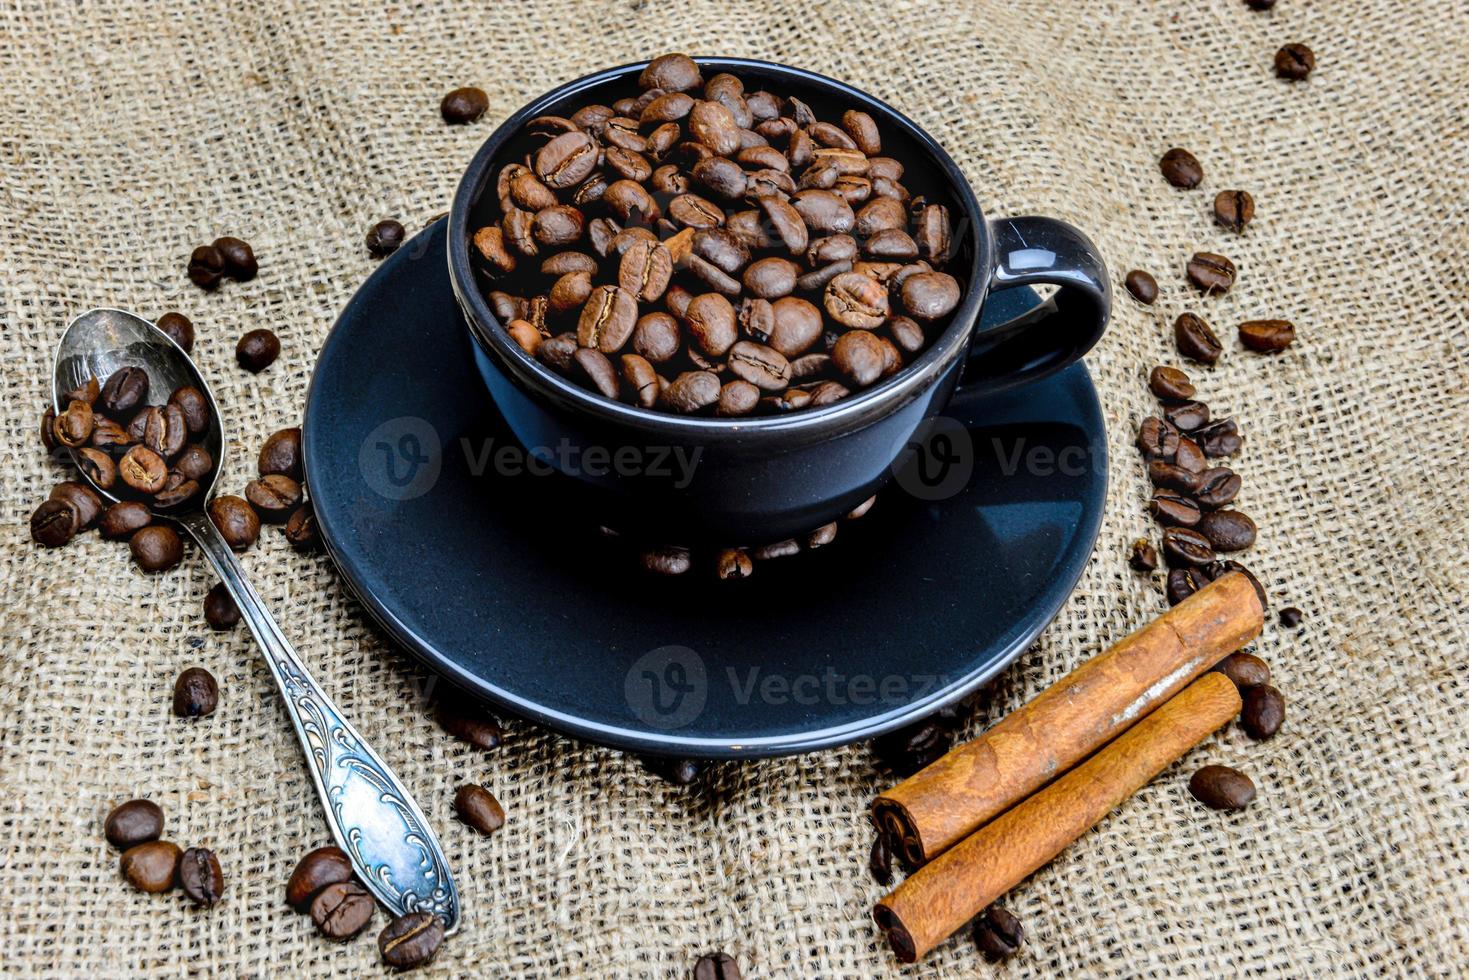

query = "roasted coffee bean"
[
  {"left": 433, "top": 692, "right": 502, "bottom": 750},
  {"left": 1148, "top": 460, "right": 1204, "bottom": 494},
  {"left": 310, "top": 880, "right": 375, "bottom": 940},
  {"left": 284, "top": 502, "right": 320, "bottom": 550},
  {"left": 1163, "top": 526, "right": 1215, "bottom": 567},
  {"left": 1150, "top": 489, "right": 1201, "bottom": 527},
  {"left": 685, "top": 293, "right": 738, "bottom": 356},
  {"left": 1164, "top": 400, "right": 1210, "bottom": 431},
  {"left": 474, "top": 226, "right": 518, "bottom": 274},
  {"left": 64, "top": 376, "right": 99, "bottom": 405},
  {"left": 175, "top": 443, "right": 213, "bottom": 481},
  {"left": 572, "top": 347, "right": 620, "bottom": 399},
  {"left": 1147, "top": 368, "right": 1195, "bottom": 406},
  {"left": 440, "top": 86, "right": 488, "bottom": 123},
  {"left": 1245, "top": 0, "right": 1276, "bottom": 8},
  {"left": 535, "top": 131, "right": 598, "bottom": 190},
  {"left": 1239, "top": 318, "right": 1296, "bottom": 352},
  {"left": 245, "top": 474, "right": 302, "bottom": 522},
  {"left": 618, "top": 240, "right": 673, "bottom": 304},
  {"left": 1275, "top": 43, "right": 1315, "bottom": 80},
  {"left": 204, "top": 582, "right": 240, "bottom": 630},
  {"left": 873, "top": 718, "right": 950, "bottom": 776},
  {"left": 236, "top": 328, "right": 280, "bottom": 372},
  {"left": 1129, "top": 538, "right": 1159, "bottom": 571},
  {"left": 213, "top": 236, "right": 257, "bottom": 280},
  {"left": 1214, "top": 190, "right": 1255, "bottom": 233},
  {"left": 154, "top": 476, "right": 201, "bottom": 509},
  {"left": 709, "top": 379, "right": 756, "bottom": 417},
  {"left": 1166, "top": 566, "right": 1210, "bottom": 605},
  {"left": 640, "top": 53, "right": 702, "bottom": 92},
  {"left": 757, "top": 194, "right": 808, "bottom": 255},
  {"left": 142, "top": 403, "right": 189, "bottom": 459},
  {"left": 1136, "top": 416, "right": 1182, "bottom": 461},
  {"left": 39, "top": 406, "right": 57, "bottom": 452},
  {"left": 742, "top": 257, "right": 800, "bottom": 298},
  {"left": 1279, "top": 606, "right": 1304, "bottom": 628},
  {"left": 1213, "top": 651, "right": 1271, "bottom": 691},
  {"left": 258, "top": 427, "right": 303, "bottom": 479},
  {"left": 824, "top": 272, "right": 888, "bottom": 329},
  {"left": 120, "top": 445, "right": 169, "bottom": 494},
  {"left": 1241, "top": 684, "right": 1285, "bottom": 739},
  {"left": 188, "top": 245, "right": 226, "bottom": 289},
  {"left": 631, "top": 313, "right": 681, "bottom": 363},
  {"left": 715, "top": 547, "right": 754, "bottom": 579},
  {"left": 51, "top": 481, "right": 102, "bottom": 530},
  {"left": 172, "top": 666, "right": 219, "bottom": 718},
  {"left": 90, "top": 416, "right": 132, "bottom": 451},
  {"left": 832, "top": 329, "right": 890, "bottom": 387},
  {"left": 168, "top": 386, "right": 211, "bottom": 434},
  {"left": 120, "top": 840, "right": 181, "bottom": 893},
  {"left": 208, "top": 495, "right": 260, "bottom": 549},
  {"left": 155, "top": 311, "right": 195, "bottom": 352},
  {"left": 807, "top": 521, "right": 839, "bottom": 548},
  {"left": 1189, "top": 765, "right": 1256, "bottom": 810},
  {"left": 693, "top": 952, "right": 743, "bottom": 980},
  {"left": 620, "top": 354, "right": 660, "bottom": 408},
  {"left": 531, "top": 205, "right": 584, "bottom": 248},
  {"left": 641, "top": 545, "right": 693, "bottom": 575},
  {"left": 1174, "top": 312, "right": 1223, "bottom": 364},
  {"left": 1195, "top": 467, "right": 1242, "bottom": 509},
  {"left": 1195, "top": 418, "right": 1243, "bottom": 458},
  {"left": 577, "top": 285, "right": 639, "bottom": 353},
  {"left": 1186, "top": 252, "right": 1236, "bottom": 294},
  {"left": 750, "top": 538, "right": 800, "bottom": 560},
  {"left": 1197, "top": 509, "right": 1257, "bottom": 551},
  {"left": 887, "top": 315, "right": 925, "bottom": 354},
  {"left": 101, "top": 366, "right": 149, "bottom": 416},
  {"left": 100, "top": 501, "right": 151, "bottom": 540},
  {"left": 105, "top": 799, "right": 164, "bottom": 849},
  {"left": 541, "top": 251, "right": 596, "bottom": 277},
  {"left": 379, "top": 912, "right": 445, "bottom": 969},
  {"left": 1180, "top": 434, "right": 1210, "bottom": 471},
  {"left": 179, "top": 847, "right": 224, "bottom": 907},
  {"left": 1125, "top": 269, "right": 1158, "bottom": 304},
  {"left": 1159, "top": 147, "right": 1203, "bottom": 188},
  {"left": 727, "top": 340, "right": 791, "bottom": 390},
  {"left": 286, "top": 845, "right": 355, "bottom": 910},
  {"left": 366, "top": 219, "right": 406, "bottom": 256},
  {"left": 76, "top": 448, "right": 117, "bottom": 490},
  {"left": 869, "top": 833, "right": 893, "bottom": 885},
  {"left": 900, "top": 271, "right": 961, "bottom": 320},
  {"left": 453, "top": 783, "right": 506, "bottom": 835},
  {"left": 768, "top": 297, "right": 823, "bottom": 357},
  {"left": 973, "top": 906, "right": 1024, "bottom": 961},
  {"left": 689, "top": 228, "right": 748, "bottom": 275}
]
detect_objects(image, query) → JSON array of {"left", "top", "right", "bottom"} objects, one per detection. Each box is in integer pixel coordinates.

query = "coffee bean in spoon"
[
  {"left": 100, "top": 365, "right": 149, "bottom": 417},
  {"left": 104, "top": 799, "right": 164, "bottom": 849},
  {"left": 169, "top": 385, "right": 211, "bottom": 434},
  {"left": 236, "top": 328, "right": 280, "bottom": 373},
  {"left": 172, "top": 666, "right": 219, "bottom": 718}
]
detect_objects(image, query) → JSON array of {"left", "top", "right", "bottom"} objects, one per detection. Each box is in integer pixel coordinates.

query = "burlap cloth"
[{"left": 2, "top": 0, "right": 1467, "bottom": 976}]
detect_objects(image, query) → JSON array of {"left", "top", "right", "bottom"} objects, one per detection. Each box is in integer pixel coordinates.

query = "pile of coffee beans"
[
  {"left": 105, "top": 798, "right": 225, "bottom": 907},
  {"left": 285, "top": 845, "right": 445, "bottom": 967},
  {"left": 471, "top": 53, "right": 964, "bottom": 416}
]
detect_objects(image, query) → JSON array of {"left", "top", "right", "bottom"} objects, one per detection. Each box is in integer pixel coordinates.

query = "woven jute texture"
[{"left": 3, "top": 0, "right": 1467, "bottom": 976}]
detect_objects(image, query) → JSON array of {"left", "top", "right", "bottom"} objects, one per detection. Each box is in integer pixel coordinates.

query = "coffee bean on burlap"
[
  {"left": 1163, "top": 526, "right": 1215, "bottom": 567},
  {"left": 1186, "top": 252, "right": 1236, "bottom": 294},
  {"left": 1129, "top": 539, "right": 1159, "bottom": 571},
  {"left": 1189, "top": 765, "right": 1256, "bottom": 810},
  {"left": 379, "top": 912, "right": 445, "bottom": 969},
  {"left": 310, "top": 880, "right": 375, "bottom": 939},
  {"left": 50, "top": 482, "right": 101, "bottom": 530},
  {"left": 258, "top": 427, "right": 303, "bottom": 479},
  {"left": 1136, "top": 416, "right": 1182, "bottom": 461},
  {"left": 434, "top": 693, "right": 503, "bottom": 750},
  {"left": 1197, "top": 509, "right": 1257, "bottom": 551},
  {"left": 694, "top": 952, "right": 743, "bottom": 980},
  {"left": 1195, "top": 467, "right": 1242, "bottom": 509},
  {"left": 641, "top": 756, "right": 706, "bottom": 785},
  {"left": 1241, "top": 684, "right": 1286, "bottom": 739},
  {"left": 236, "top": 328, "right": 280, "bottom": 372},
  {"left": 283, "top": 502, "right": 321, "bottom": 551},
  {"left": 1124, "top": 269, "right": 1158, "bottom": 304},
  {"left": 179, "top": 847, "right": 224, "bottom": 907},
  {"left": 172, "top": 667, "right": 219, "bottom": 718},
  {"left": 208, "top": 495, "right": 260, "bottom": 549},
  {"left": 1213, "top": 652, "right": 1271, "bottom": 691},
  {"left": 973, "top": 905, "right": 1024, "bottom": 961},
  {"left": 1159, "top": 148, "right": 1203, "bottom": 188},
  {"left": 1174, "top": 313, "right": 1223, "bottom": 364},
  {"left": 1275, "top": 43, "right": 1316, "bottom": 80},
  {"left": 453, "top": 784, "right": 506, "bottom": 835},
  {"left": 1214, "top": 190, "right": 1255, "bottom": 232},
  {"left": 120, "top": 840, "right": 181, "bottom": 893},
  {"left": 1279, "top": 606, "right": 1304, "bottom": 628},
  {"left": 213, "top": 237, "right": 257, "bottom": 280},
  {"left": 286, "top": 846, "right": 355, "bottom": 910},
  {"left": 204, "top": 583, "right": 240, "bottom": 630},
  {"left": 1149, "top": 365, "right": 1196, "bottom": 401},
  {"left": 1166, "top": 566, "right": 1211, "bottom": 605},
  {"left": 155, "top": 312, "right": 195, "bottom": 352},
  {"left": 441, "top": 86, "right": 488, "bottom": 123},
  {"left": 1239, "top": 319, "right": 1296, "bottom": 352},
  {"left": 188, "top": 245, "right": 226, "bottom": 289},
  {"left": 1150, "top": 489, "right": 1202, "bottom": 527},
  {"left": 129, "top": 525, "right": 183, "bottom": 571},
  {"left": 366, "top": 219, "right": 406, "bottom": 256},
  {"left": 1164, "top": 400, "right": 1210, "bottom": 431},
  {"left": 104, "top": 799, "right": 164, "bottom": 849}
]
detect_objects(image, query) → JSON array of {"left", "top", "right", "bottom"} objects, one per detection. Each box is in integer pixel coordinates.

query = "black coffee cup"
[{"left": 449, "top": 57, "right": 1110, "bottom": 544}]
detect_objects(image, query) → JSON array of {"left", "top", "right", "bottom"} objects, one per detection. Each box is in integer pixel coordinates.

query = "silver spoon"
[{"left": 53, "top": 308, "right": 459, "bottom": 932}]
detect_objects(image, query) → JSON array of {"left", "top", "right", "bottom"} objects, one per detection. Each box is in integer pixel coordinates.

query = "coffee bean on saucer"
[
  {"left": 1174, "top": 313, "right": 1223, "bottom": 364},
  {"left": 213, "top": 237, "right": 258, "bottom": 280},
  {"left": 1197, "top": 509, "right": 1256, "bottom": 551},
  {"left": 204, "top": 583, "right": 241, "bottom": 630},
  {"left": 283, "top": 502, "right": 321, "bottom": 550},
  {"left": 693, "top": 952, "right": 742, "bottom": 980},
  {"left": 1275, "top": 43, "right": 1315, "bottom": 80},
  {"left": 1159, "top": 148, "right": 1203, "bottom": 188},
  {"left": 208, "top": 495, "right": 259, "bottom": 550},
  {"left": 287, "top": 846, "right": 355, "bottom": 910},
  {"left": 1279, "top": 606, "right": 1304, "bottom": 628},
  {"left": 1124, "top": 269, "right": 1158, "bottom": 305},
  {"left": 379, "top": 911, "right": 445, "bottom": 969},
  {"left": 1163, "top": 526, "right": 1215, "bottom": 567},
  {"left": 101, "top": 365, "right": 149, "bottom": 417},
  {"left": 259, "top": 427, "right": 303, "bottom": 480},
  {"left": 105, "top": 799, "right": 164, "bottom": 849},
  {"left": 236, "top": 328, "right": 281, "bottom": 373},
  {"left": 173, "top": 667, "right": 219, "bottom": 718},
  {"left": 179, "top": 846, "right": 225, "bottom": 907},
  {"left": 366, "top": 219, "right": 406, "bottom": 256},
  {"left": 120, "top": 840, "right": 182, "bottom": 893},
  {"left": 641, "top": 545, "right": 693, "bottom": 575},
  {"left": 130, "top": 525, "right": 183, "bottom": 571},
  {"left": 453, "top": 784, "right": 506, "bottom": 835},
  {"left": 973, "top": 905, "right": 1024, "bottom": 961},
  {"left": 1186, "top": 252, "right": 1236, "bottom": 294},
  {"left": 1188, "top": 765, "right": 1256, "bottom": 810},
  {"left": 51, "top": 481, "right": 102, "bottom": 530},
  {"left": 1129, "top": 539, "right": 1159, "bottom": 571},
  {"left": 441, "top": 86, "right": 488, "bottom": 124},
  {"left": 188, "top": 245, "right": 226, "bottom": 289},
  {"left": 245, "top": 474, "right": 302, "bottom": 522},
  {"left": 1239, "top": 319, "right": 1296, "bottom": 352},
  {"left": 433, "top": 693, "right": 503, "bottom": 750},
  {"left": 1213, "top": 652, "right": 1271, "bottom": 691},
  {"left": 311, "top": 880, "right": 375, "bottom": 939},
  {"left": 155, "top": 312, "right": 195, "bottom": 352},
  {"left": 1214, "top": 190, "right": 1255, "bottom": 233},
  {"left": 1240, "top": 684, "right": 1285, "bottom": 739}
]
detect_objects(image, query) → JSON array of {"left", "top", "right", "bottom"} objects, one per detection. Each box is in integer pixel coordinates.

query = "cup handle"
[{"left": 957, "top": 216, "right": 1111, "bottom": 395}]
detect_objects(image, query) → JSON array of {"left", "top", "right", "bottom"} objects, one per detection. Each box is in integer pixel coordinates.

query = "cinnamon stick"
[
  {"left": 873, "top": 671, "right": 1241, "bottom": 963},
  {"left": 873, "top": 572, "right": 1262, "bottom": 866}
]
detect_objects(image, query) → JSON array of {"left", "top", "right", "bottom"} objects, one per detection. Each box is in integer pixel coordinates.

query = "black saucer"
[{"left": 303, "top": 219, "right": 1107, "bottom": 758}]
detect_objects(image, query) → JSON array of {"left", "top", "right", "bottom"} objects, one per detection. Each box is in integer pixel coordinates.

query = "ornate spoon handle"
[{"left": 178, "top": 512, "right": 459, "bottom": 932}]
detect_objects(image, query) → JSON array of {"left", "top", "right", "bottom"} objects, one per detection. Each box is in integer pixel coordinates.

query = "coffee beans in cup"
[{"left": 472, "top": 54, "right": 965, "bottom": 416}]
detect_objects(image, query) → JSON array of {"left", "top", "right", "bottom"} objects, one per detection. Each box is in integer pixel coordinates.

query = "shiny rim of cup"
[{"left": 448, "top": 57, "right": 991, "bottom": 441}]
